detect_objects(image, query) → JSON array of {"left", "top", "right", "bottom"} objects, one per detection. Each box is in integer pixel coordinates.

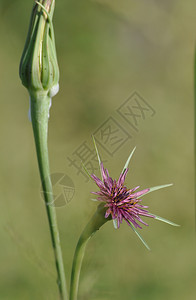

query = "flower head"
[
  {"left": 89, "top": 142, "right": 179, "bottom": 249},
  {"left": 91, "top": 162, "right": 154, "bottom": 230}
]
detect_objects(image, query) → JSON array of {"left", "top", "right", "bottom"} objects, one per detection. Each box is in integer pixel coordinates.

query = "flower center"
[{"left": 110, "top": 185, "right": 129, "bottom": 204}]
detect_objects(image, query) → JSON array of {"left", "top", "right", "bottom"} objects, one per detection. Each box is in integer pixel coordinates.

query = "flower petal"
[
  {"left": 100, "top": 163, "right": 108, "bottom": 183},
  {"left": 131, "top": 189, "right": 150, "bottom": 198},
  {"left": 128, "top": 186, "right": 140, "bottom": 193},
  {"left": 117, "top": 168, "right": 129, "bottom": 186},
  {"left": 91, "top": 174, "right": 104, "bottom": 189},
  {"left": 105, "top": 208, "right": 111, "bottom": 218}
]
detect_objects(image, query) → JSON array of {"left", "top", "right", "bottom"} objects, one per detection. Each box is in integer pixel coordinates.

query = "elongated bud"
[{"left": 19, "top": 0, "right": 59, "bottom": 99}]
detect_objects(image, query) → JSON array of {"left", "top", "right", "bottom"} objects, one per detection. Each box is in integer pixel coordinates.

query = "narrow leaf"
[
  {"left": 140, "top": 183, "right": 173, "bottom": 197},
  {"left": 129, "top": 222, "right": 150, "bottom": 250},
  {"left": 122, "top": 147, "right": 136, "bottom": 174}
]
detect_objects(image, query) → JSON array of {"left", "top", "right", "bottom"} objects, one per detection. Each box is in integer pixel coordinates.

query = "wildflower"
[
  {"left": 89, "top": 143, "right": 179, "bottom": 249},
  {"left": 19, "top": 2, "right": 68, "bottom": 299},
  {"left": 91, "top": 162, "right": 154, "bottom": 229}
]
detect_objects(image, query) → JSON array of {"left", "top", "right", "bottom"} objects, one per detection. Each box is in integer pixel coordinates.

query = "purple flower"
[
  {"left": 88, "top": 143, "right": 179, "bottom": 249},
  {"left": 91, "top": 162, "right": 154, "bottom": 230}
]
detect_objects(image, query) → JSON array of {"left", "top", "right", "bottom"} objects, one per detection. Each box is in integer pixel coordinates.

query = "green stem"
[
  {"left": 194, "top": 46, "right": 196, "bottom": 231},
  {"left": 30, "top": 92, "right": 68, "bottom": 300},
  {"left": 70, "top": 204, "right": 110, "bottom": 300}
]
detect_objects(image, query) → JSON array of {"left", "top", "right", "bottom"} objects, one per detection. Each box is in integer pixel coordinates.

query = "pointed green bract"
[
  {"left": 92, "top": 136, "right": 101, "bottom": 166},
  {"left": 113, "top": 218, "right": 118, "bottom": 229},
  {"left": 129, "top": 222, "right": 150, "bottom": 250},
  {"left": 92, "top": 135, "right": 103, "bottom": 181},
  {"left": 35, "top": 1, "right": 53, "bottom": 24},
  {"left": 81, "top": 136, "right": 103, "bottom": 182},
  {"left": 81, "top": 161, "right": 92, "bottom": 180},
  {"left": 140, "top": 183, "right": 173, "bottom": 197},
  {"left": 122, "top": 147, "right": 136, "bottom": 174},
  {"left": 150, "top": 213, "right": 180, "bottom": 226}
]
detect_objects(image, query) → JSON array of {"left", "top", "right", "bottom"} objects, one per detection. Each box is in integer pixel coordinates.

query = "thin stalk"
[
  {"left": 194, "top": 46, "right": 196, "bottom": 231},
  {"left": 70, "top": 204, "right": 110, "bottom": 300},
  {"left": 30, "top": 93, "right": 68, "bottom": 300}
]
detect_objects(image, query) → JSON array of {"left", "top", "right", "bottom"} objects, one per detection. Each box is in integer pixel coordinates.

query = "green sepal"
[
  {"left": 150, "top": 213, "right": 180, "bottom": 227},
  {"left": 81, "top": 161, "right": 92, "bottom": 180},
  {"left": 112, "top": 218, "right": 118, "bottom": 229},
  {"left": 122, "top": 147, "right": 136, "bottom": 174},
  {"left": 92, "top": 135, "right": 103, "bottom": 181},
  {"left": 140, "top": 183, "right": 173, "bottom": 197},
  {"left": 128, "top": 222, "right": 150, "bottom": 251}
]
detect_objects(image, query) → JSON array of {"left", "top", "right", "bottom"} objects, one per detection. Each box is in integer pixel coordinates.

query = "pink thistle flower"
[
  {"left": 91, "top": 162, "right": 153, "bottom": 230},
  {"left": 88, "top": 142, "right": 179, "bottom": 250}
]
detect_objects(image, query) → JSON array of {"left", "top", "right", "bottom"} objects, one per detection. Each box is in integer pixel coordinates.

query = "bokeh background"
[{"left": 0, "top": 0, "right": 195, "bottom": 299}]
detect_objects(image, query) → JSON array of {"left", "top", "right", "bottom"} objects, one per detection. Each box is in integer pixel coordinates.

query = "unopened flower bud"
[{"left": 19, "top": 0, "right": 59, "bottom": 99}]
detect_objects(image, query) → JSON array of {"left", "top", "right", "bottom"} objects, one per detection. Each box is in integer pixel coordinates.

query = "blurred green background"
[{"left": 0, "top": 0, "right": 195, "bottom": 299}]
